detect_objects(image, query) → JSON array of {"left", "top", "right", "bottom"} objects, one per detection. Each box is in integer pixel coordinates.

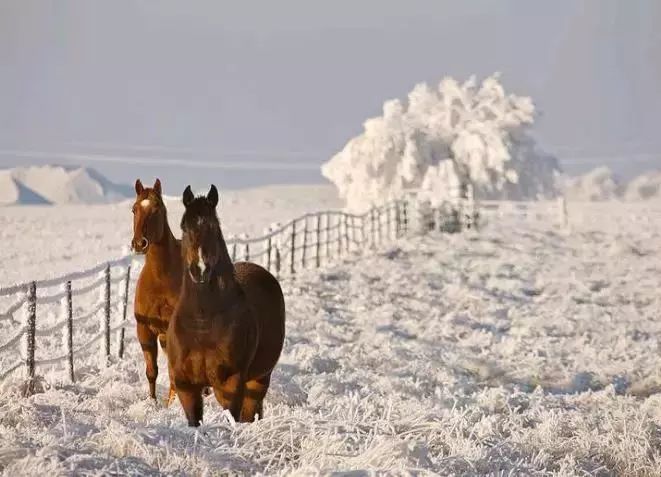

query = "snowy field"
[
  {"left": 0, "top": 184, "right": 341, "bottom": 285},
  {"left": 0, "top": 192, "right": 661, "bottom": 475}
]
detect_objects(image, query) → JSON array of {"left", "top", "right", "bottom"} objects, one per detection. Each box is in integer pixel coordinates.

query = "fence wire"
[{"left": 0, "top": 196, "right": 472, "bottom": 384}]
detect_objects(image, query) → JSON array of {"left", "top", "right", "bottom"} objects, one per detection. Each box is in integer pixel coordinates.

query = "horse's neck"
[
  {"left": 180, "top": 230, "right": 238, "bottom": 301},
  {"left": 145, "top": 223, "right": 180, "bottom": 278},
  {"left": 215, "top": 235, "right": 236, "bottom": 292},
  {"left": 182, "top": 262, "right": 238, "bottom": 309},
  {"left": 199, "top": 235, "right": 238, "bottom": 299}
]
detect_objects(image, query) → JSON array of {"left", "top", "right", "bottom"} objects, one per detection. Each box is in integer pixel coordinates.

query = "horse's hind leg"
[
  {"left": 212, "top": 371, "right": 246, "bottom": 423},
  {"left": 136, "top": 321, "right": 158, "bottom": 399},
  {"left": 175, "top": 381, "right": 204, "bottom": 427},
  {"left": 241, "top": 373, "right": 271, "bottom": 423}
]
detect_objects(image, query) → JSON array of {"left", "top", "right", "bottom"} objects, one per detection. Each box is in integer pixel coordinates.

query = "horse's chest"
[
  {"left": 178, "top": 351, "right": 207, "bottom": 383},
  {"left": 185, "top": 311, "right": 215, "bottom": 334},
  {"left": 177, "top": 347, "right": 232, "bottom": 384},
  {"left": 175, "top": 313, "right": 240, "bottom": 360}
]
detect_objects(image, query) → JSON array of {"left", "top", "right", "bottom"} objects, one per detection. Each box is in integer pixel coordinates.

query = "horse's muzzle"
[
  {"left": 188, "top": 264, "right": 211, "bottom": 284},
  {"left": 131, "top": 237, "right": 149, "bottom": 254}
]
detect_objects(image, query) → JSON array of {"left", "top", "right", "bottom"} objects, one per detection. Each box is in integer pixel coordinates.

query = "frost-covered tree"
[{"left": 322, "top": 74, "right": 560, "bottom": 212}]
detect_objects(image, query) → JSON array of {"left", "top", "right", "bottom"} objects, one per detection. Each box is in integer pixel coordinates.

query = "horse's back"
[{"left": 233, "top": 261, "right": 285, "bottom": 376}]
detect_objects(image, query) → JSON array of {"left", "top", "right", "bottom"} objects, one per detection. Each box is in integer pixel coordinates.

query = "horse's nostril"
[{"left": 139, "top": 238, "right": 149, "bottom": 249}]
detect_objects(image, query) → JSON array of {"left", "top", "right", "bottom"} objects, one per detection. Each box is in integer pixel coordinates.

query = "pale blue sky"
[{"left": 0, "top": 0, "right": 659, "bottom": 191}]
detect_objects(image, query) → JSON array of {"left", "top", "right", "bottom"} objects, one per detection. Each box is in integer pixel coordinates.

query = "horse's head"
[
  {"left": 180, "top": 184, "right": 223, "bottom": 284},
  {"left": 131, "top": 178, "right": 167, "bottom": 254}
]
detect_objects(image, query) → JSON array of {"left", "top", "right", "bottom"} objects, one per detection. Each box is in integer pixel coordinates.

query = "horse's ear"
[
  {"left": 153, "top": 178, "right": 162, "bottom": 196},
  {"left": 135, "top": 179, "right": 144, "bottom": 195},
  {"left": 207, "top": 184, "right": 219, "bottom": 208},
  {"left": 183, "top": 186, "right": 194, "bottom": 207}
]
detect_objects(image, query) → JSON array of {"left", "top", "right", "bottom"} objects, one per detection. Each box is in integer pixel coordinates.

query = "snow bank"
[
  {"left": 0, "top": 170, "right": 51, "bottom": 205},
  {"left": 322, "top": 74, "right": 560, "bottom": 212},
  {"left": 0, "top": 165, "right": 132, "bottom": 205}
]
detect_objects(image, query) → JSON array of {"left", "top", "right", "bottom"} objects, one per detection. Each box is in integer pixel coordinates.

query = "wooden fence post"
[
  {"left": 344, "top": 214, "right": 350, "bottom": 253},
  {"left": 377, "top": 207, "right": 383, "bottom": 245},
  {"left": 325, "top": 213, "right": 331, "bottom": 260},
  {"left": 465, "top": 183, "right": 475, "bottom": 230},
  {"left": 386, "top": 204, "right": 391, "bottom": 240},
  {"left": 336, "top": 214, "right": 342, "bottom": 257},
  {"left": 118, "top": 264, "right": 131, "bottom": 359},
  {"left": 361, "top": 212, "right": 367, "bottom": 246},
  {"left": 351, "top": 215, "right": 357, "bottom": 247},
  {"left": 395, "top": 202, "right": 402, "bottom": 238},
  {"left": 231, "top": 241, "right": 237, "bottom": 262},
  {"left": 25, "top": 281, "right": 37, "bottom": 389},
  {"left": 290, "top": 220, "right": 296, "bottom": 275},
  {"left": 402, "top": 200, "right": 409, "bottom": 234},
  {"left": 103, "top": 264, "right": 111, "bottom": 365},
  {"left": 558, "top": 196, "right": 568, "bottom": 229},
  {"left": 65, "top": 281, "right": 74, "bottom": 382},
  {"left": 371, "top": 207, "right": 376, "bottom": 248},
  {"left": 266, "top": 235, "right": 273, "bottom": 272},
  {"left": 315, "top": 214, "right": 322, "bottom": 268},
  {"left": 243, "top": 239, "right": 250, "bottom": 262},
  {"left": 275, "top": 246, "right": 281, "bottom": 280},
  {"left": 301, "top": 216, "right": 308, "bottom": 269}
]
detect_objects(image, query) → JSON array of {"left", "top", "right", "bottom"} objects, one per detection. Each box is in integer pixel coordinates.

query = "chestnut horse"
[
  {"left": 167, "top": 185, "right": 285, "bottom": 426},
  {"left": 131, "top": 178, "right": 182, "bottom": 402}
]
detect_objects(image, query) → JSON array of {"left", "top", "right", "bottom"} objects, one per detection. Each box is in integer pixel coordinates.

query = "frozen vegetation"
[
  {"left": 0, "top": 187, "right": 659, "bottom": 475},
  {"left": 322, "top": 74, "right": 560, "bottom": 212}
]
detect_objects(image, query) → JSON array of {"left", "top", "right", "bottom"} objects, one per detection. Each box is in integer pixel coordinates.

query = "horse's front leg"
[
  {"left": 213, "top": 369, "right": 246, "bottom": 423},
  {"left": 175, "top": 380, "right": 204, "bottom": 427},
  {"left": 165, "top": 361, "right": 176, "bottom": 408},
  {"left": 158, "top": 334, "right": 176, "bottom": 407},
  {"left": 136, "top": 319, "right": 158, "bottom": 399}
]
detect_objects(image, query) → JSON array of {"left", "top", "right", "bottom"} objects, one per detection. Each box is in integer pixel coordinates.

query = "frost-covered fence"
[
  {"left": 0, "top": 196, "right": 464, "bottom": 387},
  {"left": 0, "top": 256, "right": 133, "bottom": 386},
  {"left": 225, "top": 199, "right": 410, "bottom": 278},
  {"left": 478, "top": 197, "right": 568, "bottom": 229},
  {"left": 402, "top": 185, "right": 479, "bottom": 234}
]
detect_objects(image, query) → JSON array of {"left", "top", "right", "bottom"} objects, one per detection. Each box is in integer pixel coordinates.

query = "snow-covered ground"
[{"left": 0, "top": 190, "right": 660, "bottom": 475}]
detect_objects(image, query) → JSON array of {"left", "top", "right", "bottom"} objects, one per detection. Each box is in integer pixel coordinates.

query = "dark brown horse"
[
  {"left": 132, "top": 178, "right": 182, "bottom": 403},
  {"left": 167, "top": 185, "right": 285, "bottom": 426}
]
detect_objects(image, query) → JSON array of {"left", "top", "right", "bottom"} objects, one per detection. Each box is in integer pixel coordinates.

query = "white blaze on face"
[
  {"left": 140, "top": 199, "right": 151, "bottom": 209},
  {"left": 197, "top": 247, "right": 206, "bottom": 274}
]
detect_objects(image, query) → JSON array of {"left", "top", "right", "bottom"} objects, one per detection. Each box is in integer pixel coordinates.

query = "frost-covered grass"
[{"left": 0, "top": 199, "right": 660, "bottom": 475}]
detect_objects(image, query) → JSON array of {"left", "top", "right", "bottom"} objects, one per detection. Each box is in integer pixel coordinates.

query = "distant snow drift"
[
  {"left": 322, "top": 74, "right": 560, "bottom": 212},
  {"left": 563, "top": 167, "right": 661, "bottom": 202},
  {"left": 0, "top": 165, "right": 133, "bottom": 205}
]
